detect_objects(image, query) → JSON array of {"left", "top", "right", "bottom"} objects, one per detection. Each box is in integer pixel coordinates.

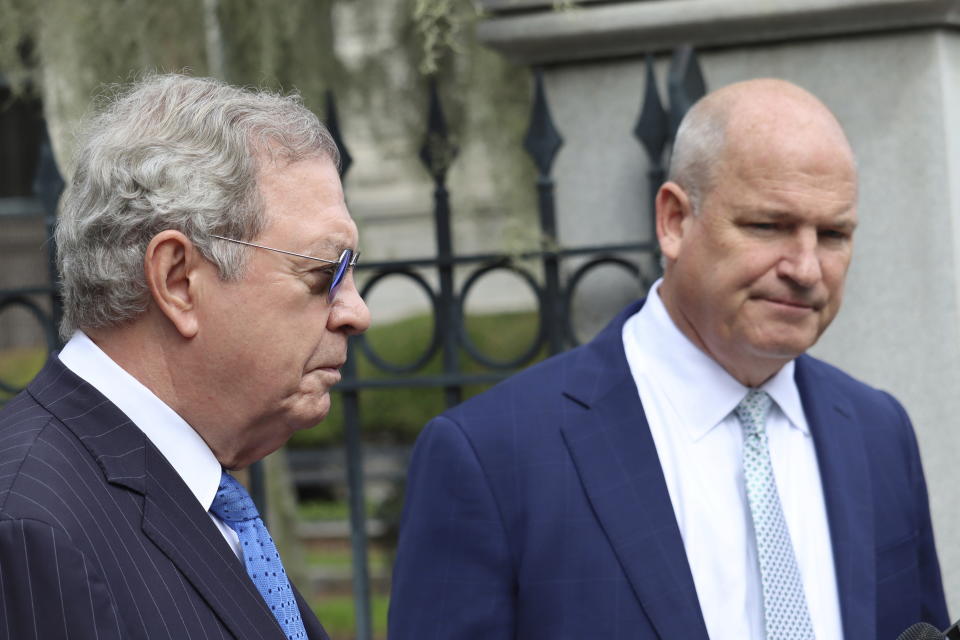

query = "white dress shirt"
[
  {"left": 58, "top": 331, "right": 242, "bottom": 558},
  {"left": 622, "top": 280, "right": 843, "bottom": 640}
]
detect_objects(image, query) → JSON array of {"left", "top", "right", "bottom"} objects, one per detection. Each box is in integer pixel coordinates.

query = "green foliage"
[
  {"left": 303, "top": 544, "right": 390, "bottom": 571},
  {"left": 298, "top": 499, "right": 377, "bottom": 522},
  {"left": 289, "top": 309, "right": 544, "bottom": 447},
  {"left": 217, "top": 0, "right": 344, "bottom": 110},
  {"left": 0, "top": 0, "right": 343, "bottom": 97},
  {"left": 0, "top": 0, "right": 207, "bottom": 94},
  {"left": 310, "top": 594, "right": 389, "bottom": 640},
  {"left": 0, "top": 346, "right": 45, "bottom": 402},
  {"left": 0, "top": 0, "right": 538, "bottom": 248},
  {"left": 413, "top": 0, "right": 474, "bottom": 75}
]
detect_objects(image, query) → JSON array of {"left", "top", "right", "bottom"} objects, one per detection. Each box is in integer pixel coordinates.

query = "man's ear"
[
  {"left": 144, "top": 230, "right": 202, "bottom": 338},
  {"left": 655, "top": 181, "right": 695, "bottom": 262}
]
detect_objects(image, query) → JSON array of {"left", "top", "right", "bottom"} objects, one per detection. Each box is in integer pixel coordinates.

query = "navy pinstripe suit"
[{"left": 0, "top": 357, "right": 329, "bottom": 640}]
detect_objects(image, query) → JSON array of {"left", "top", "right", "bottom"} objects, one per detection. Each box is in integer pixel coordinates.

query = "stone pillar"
[{"left": 476, "top": 0, "right": 960, "bottom": 615}]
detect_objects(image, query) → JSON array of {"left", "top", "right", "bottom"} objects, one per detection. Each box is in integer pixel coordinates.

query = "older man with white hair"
[{"left": 0, "top": 74, "right": 369, "bottom": 640}]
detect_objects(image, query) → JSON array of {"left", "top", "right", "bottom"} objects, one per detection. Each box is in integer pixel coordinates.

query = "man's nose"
[
  {"left": 777, "top": 229, "right": 822, "bottom": 287},
  {"left": 330, "top": 276, "right": 371, "bottom": 335}
]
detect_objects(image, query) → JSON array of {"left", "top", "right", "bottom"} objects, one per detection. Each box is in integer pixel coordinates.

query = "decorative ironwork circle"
[
  {"left": 458, "top": 262, "right": 545, "bottom": 370},
  {"left": 0, "top": 295, "right": 57, "bottom": 395},
  {"left": 562, "top": 256, "right": 648, "bottom": 347},
  {"left": 356, "top": 269, "right": 440, "bottom": 374}
]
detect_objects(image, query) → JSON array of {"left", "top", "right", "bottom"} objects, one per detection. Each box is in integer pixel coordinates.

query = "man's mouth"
[{"left": 754, "top": 295, "right": 823, "bottom": 312}]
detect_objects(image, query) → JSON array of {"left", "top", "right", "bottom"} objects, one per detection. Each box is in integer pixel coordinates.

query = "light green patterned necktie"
[{"left": 737, "top": 389, "right": 816, "bottom": 640}]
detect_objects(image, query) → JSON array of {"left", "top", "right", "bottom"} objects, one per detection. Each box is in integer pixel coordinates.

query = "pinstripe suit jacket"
[{"left": 0, "top": 357, "right": 329, "bottom": 640}]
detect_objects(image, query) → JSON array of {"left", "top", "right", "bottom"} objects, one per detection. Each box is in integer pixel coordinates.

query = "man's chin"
[
  {"left": 748, "top": 336, "right": 817, "bottom": 362},
  {"left": 289, "top": 394, "right": 332, "bottom": 430},
  {"left": 746, "top": 317, "right": 825, "bottom": 354}
]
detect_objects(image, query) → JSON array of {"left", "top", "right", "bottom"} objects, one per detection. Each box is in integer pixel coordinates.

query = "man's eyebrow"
[
  {"left": 300, "top": 240, "right": 354, "bottom": 258},
  {"left": 828, "top": 219, "right": 858, "bottom": 231},
  {"left": 738, "top": 208, "right": 858, "bottom": 228},
  {"left": 285, "top": 242, "right": 358, "bottom": 269}
]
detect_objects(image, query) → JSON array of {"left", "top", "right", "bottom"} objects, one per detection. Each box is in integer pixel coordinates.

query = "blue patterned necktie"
[
  {"left": 210, "top": 471, "right": 307, "bottom": 640},
  {"left": 736, "top": 390, "right": 815, "bottom": 640}
]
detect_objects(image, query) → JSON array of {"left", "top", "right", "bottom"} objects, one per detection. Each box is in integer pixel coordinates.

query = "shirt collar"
[
  {"left": 627, "top": 280, "right": 809, "bottom": 441},
  {"left": 57, "top": 331, "right": 223, "bottom": 510},
  {"left": 762, "top": 360, "right": 808, "bottom": 436}
]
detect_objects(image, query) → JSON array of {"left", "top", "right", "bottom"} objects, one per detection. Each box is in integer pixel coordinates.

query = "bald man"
[{"left": 388, "top": 80, "right": 949, "bottom": 639}]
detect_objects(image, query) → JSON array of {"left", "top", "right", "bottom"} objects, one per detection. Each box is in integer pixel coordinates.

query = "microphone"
[
  {"left": 896, "top": 621, "right": 960, "bottom": 640},
  {"left": 896, "top": 623, "right": 943, "bottom": 640}
]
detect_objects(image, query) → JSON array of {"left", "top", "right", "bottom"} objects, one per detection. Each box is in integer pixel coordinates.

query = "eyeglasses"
[{"left": 211, "top": 235, "right": 360, "bottom": 302}]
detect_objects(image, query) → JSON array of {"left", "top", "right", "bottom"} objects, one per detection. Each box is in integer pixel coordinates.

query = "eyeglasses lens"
[{"left": 327, "top": 249, "right": 353, "bottom": 302}]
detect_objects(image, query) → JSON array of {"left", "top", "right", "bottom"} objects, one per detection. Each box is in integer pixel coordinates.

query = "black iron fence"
[
  {"left": 0, "top": 125, "right": 63, "bottom": 399},
  {"left": 0, "top": 47, "right": 705, "bottom": 640},
  {"left": 334, "top": 47, "right": 705, "bottom": 639}
]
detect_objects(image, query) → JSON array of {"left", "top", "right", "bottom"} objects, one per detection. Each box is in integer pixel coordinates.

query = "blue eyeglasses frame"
[{"left": 211, "top": 235, "right": 360, "bottom": 302}]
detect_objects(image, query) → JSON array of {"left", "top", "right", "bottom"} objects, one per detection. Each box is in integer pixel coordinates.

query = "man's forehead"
[
  {"left": 256, "top": 156, "right": 357, "bottom": 251},
  {"left": 725, "top": 106, "right": 855, "bottom": 171},
  {"left": 252, "top": 208, "right": 358, "bottom": 259},
  {"left": 257, "top": 154, "right": 344, "bottom": 200},
  {"left": 269, "top": 216, "right": 357, "bottom": 248},
  {"left": 713, "top": 131, "right": 858, "bottom": 209}
]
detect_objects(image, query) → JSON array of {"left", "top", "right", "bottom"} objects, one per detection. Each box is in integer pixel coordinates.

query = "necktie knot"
[
  {"left": 736, "top": 388, "right": 773, "bottom": 438},
  {"left": 210, "top": 471, "right": 261, "bottom": 524}
]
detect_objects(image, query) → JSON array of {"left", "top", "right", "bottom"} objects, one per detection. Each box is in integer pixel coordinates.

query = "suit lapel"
[
  {"left": 29, "top": 358, "right": 285, "bottom": 639},
  {"left": 795, "top": 356, "right": 875, "bottom": 640},
  {"left": 559, "top": 303, "right": 710, "bottom": 640},
  {"left": 141, "top": 444, "right": 287, "bottom": 640},
  {"left": 540, "top": 308, "right": 875, "bottom": 639}
]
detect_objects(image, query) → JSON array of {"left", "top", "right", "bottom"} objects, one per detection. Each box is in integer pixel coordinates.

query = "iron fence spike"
[
  {"left": 523, "top": 68, "right": 564, "bottom": 177},
  {"left": 418, "top": 76, "right": 458, "bottom": 181},
  {"left": 32, "top": 125, "right": 64, "bottom": 218},
  {"left": 634, "top": 54, "right": 670, "bottom": 163},
  {"left": 325, "top": 90, "right": 353, "bottom": 179},
  {"left": 668, "top": 45, "right": 707, "bottom": 139}
]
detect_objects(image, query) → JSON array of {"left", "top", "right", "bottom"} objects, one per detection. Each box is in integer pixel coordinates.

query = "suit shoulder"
[
  {"left": 798, "top": 354, "right": 900, "bottom": 406},
  {"left": 0, "top": 387, "right": 54, "bottom": 433},
  {"left": 428, "top": 345, "right": 600, "bottom": 458},
  {"left": 797, "top": 354, "right": 913, "bottom": 451},
  {"left": 0, "top": 391, "right": 58, "bottom": 494},
  {"left": 0, "top": 391, "right": 95, "bottom": 519}
]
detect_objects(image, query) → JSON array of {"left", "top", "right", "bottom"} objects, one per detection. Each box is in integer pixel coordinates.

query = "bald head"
[
  {"left": 668, "top": 78, "right": 857, "bottom": 212},
  {"left": 655, "top": 78, "right": 859, "bottom": 387}
]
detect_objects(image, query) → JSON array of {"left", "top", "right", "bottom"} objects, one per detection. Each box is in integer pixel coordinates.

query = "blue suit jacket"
[
  {"left": 389, "top": 301, "right": 948, "bottom": 639},
  {"left": 0, "top": 357, "right": 329, "bottom": 640}
]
